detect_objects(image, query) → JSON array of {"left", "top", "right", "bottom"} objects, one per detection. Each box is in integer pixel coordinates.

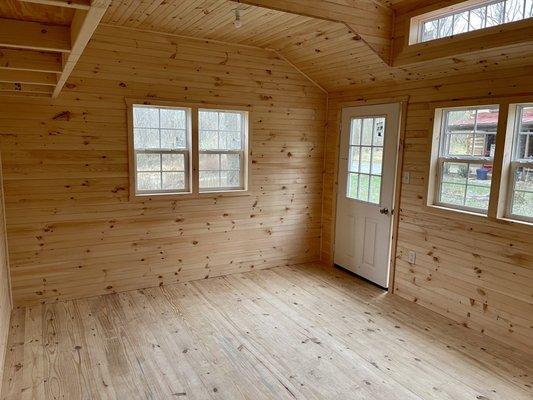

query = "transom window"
[
  {"left": 415, "top": 0, "right": 532, "bottom": 43},
  {"left": 434, "top": 106, "right": 499, "bottom": 213},
  {"left": 132, "top": 105, "right": 191, "bottom": 195},
  {"left": 129, "top": 103, "right": 249, "bottom": 197},
  {"left": 346, "top": 116, "right": 385, "bottom": 204},
  {"left": 507, "top": 104, "right": 533, "bottom": 221},
  {"left": 199, "top": 110, "right": 246, "bottom": 191}
]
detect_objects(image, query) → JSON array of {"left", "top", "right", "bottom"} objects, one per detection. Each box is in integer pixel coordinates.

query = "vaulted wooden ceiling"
[{"left": 0, "top": 0, "right": 532, "bottom": 97}]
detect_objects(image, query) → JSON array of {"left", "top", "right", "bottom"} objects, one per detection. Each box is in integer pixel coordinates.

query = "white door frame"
[{"left": 330, "top": 97, "right": 408, "bottom": 292}]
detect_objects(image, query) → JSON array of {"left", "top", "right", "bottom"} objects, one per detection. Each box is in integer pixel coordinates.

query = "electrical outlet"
[
  {"left": 408, "top": 250, "right": 416, "bottom": 264},
  {"left": 402, "top": 171, "right": 410, "bottom": 184}
]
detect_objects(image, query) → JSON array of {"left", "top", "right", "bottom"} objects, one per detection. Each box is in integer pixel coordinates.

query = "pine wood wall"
[
  {"left": 0, "top": 155, "right": 10, "bottom": 396},
  {"left": 0, "top": 25, "right": 327, "bottom": 306},
  {"left": 321, "top": 66, "right": 533, "bottom": 354}
]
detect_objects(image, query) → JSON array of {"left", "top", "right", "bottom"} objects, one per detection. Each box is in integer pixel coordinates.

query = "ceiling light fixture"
[{"left": 233, "top": 9, "right": 242, "bottom": 28}]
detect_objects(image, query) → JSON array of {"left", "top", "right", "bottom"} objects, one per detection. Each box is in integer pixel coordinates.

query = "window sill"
[
  {"left": 426, "top": 203, "right": 488, "bottom": 220},
  {"left": 129, "top": 190, "right": 251, "bottom": 202},
  {"left": 496, "top": 216, "right": 533, "bottom": 228}
]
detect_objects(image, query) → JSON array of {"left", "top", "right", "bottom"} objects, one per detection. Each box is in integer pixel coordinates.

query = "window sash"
[
  {"left": 199, "top": 149, "right": 246, "bottom": 192},
  {"left": 435, "top": 157, "right": 493, "bottom": 213},
  {"left": 134, "top": 149, "right": 191, "bottom": 194}
]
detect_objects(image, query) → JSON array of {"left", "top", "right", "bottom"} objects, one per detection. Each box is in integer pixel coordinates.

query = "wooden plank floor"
[{"left": 1, "top": 264, "right": 532, "bottom": 399}]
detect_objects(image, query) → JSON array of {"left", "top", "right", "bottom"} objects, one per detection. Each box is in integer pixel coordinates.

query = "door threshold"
[{"left": 334, "top": 264, "right": 389, "bottom": 291}]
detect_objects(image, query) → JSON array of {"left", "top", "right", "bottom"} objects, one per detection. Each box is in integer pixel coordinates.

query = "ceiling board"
[{"left": 0, "top": 0, "right": 73, "bottom": 25}]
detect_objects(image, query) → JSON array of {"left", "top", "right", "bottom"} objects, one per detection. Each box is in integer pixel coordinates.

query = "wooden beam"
[
  {"left": 0, "top": 18, "right": 71, "bottom": 53},
  {"left": 0, "top": 48, "right": 62, "bottom": 73},
  {"left": 53, "top": 0, "right": 111, "bottom": 97},
  {"left": 0, "top": 70, "right": 57, "bottom": 86},
  {"left": 230, "top": 0, "right": 393, "bottom": 64},
  {"left": 18, "top": 0, "right": 91, "bottom": 9},
  {"left": 0, "top": 82, "right": 53, "bottom": 95}
]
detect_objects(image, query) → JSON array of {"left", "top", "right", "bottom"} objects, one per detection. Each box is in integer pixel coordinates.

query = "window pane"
[
  {"left": 505, "top": 0, "right": 524, "bottom": 22},
  {"left": 221, "top": 154, "right": 240, "bottom": 170},
  {"left": 160, "top": 129, "right": 186, "bottom": 149},
  {"left": 162, "top": 172, "right": 185, "bottom": 190},
  {"left": 160, "top": 108, "right": 186, "bottom": 129},
  {"left": 527, "top": 0, "right": 533, "bottom": 18},
  {"left": 199, "top": 171, "right": 220, "bottom": 188},
  {"left": 486, "top": 2, "right": 505, "bottom": 26},
  {"left": 220, "top": 113, "right": 241, "bottom": 131},
  {"left": 448, "top": 133, "right": 473, "bottom": 156},
  {"left": 440, "top": 182, "right": 466, "bottom": 206},
  {"left": 438, "top": 15, "right": 453, "bottom": 37},
  {"left": 350, "top": 119, "right": 362, "bottom": 145},
  {"left": 371, "top": 147, "right": 383, "bottom": 175},
  {"left": 199, "top": 153, "right": 220, "bottom": 170},
  {"left": 512, "top": 167, "right": 533, "bottom": 217},
  {"left": 349, "top": 147, "right": 360, "bottom": 172},
  {"left": 369, "top": 176, "right": 381, "bottom": 204},
  {"left": 469, "top": 7, "right": 486, "bottom": 30},
  {"left": 134, "top": 128, "right": 159, "bottom": 149},
  {"left": 136, "top": 153, "right": 160, "bottom": 171},
  {"left": 453, "top": 11, "right": 469, "bottom": 34},
  {"left": 362, "top": 118, "right": 373, "bottom": 145},
  {"left": 200, "top": 130, "right": 218, "bottom": 150},
  {"left": 219, "top": 131, "right": 241, "bottom": 150},
  {"left": 373, "top": 117, "right": 385, "bottom": 146},
  {"left": 422, "top": 20, "right": 438, "bottom": 41},
  {"left": 137, "top": 172, "right": 160, "bottom": 191},
  {"left": 465, "top": 164, "right": 492, "bottom": 211},
  {"left": 199, "top": 111, "right": 218, "bottom": 130},
  {"left": 347, "top": 173, "right": 359, "bottom": 199},
  {"left": 221, "top": 171, "right": 240, "bottom": 187},
  {"left": 442, "top": 162, "right": 468, "bottom": 185},
  {"left": 358, "top": 174, "right": 370, "bottom": 202},
  {"left": 440, "top": 163, "right": 467, "bottom": 206},
  {"left": 133, "top": 107, "right": 159, "bottom": 128},
  {"left": 162, "top": 154, "right": 184, "bottom": 171},
  {"left": 360, "top": 147, "right": 371, "bottom": 174}
]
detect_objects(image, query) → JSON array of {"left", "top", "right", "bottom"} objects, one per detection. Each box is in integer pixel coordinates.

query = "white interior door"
[{"left": 334, "top": 103, "right": 401, "bottom": 288}]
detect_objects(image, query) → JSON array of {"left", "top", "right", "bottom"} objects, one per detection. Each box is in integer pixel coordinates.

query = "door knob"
[{"left": 379, "top": 207, "right": 389, "bottom": 215}]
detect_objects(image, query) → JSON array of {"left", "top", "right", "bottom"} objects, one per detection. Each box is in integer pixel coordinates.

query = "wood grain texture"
[
  {"left": 321, "top": 66, "right": 533, "bottom": 354},
  {"left": 0, "top": 154, "right": 11, "bottom": 398},
  {"left": 0, "top": 25, "right": 326, "bottom": 306},
  {"left": 1, "top": 264, "right": 532, "bottom": 399}
]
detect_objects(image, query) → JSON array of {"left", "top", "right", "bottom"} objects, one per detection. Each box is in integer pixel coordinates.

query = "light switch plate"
[
  {"left": 402, "top": 171, "right": 410, "bottom": 184},
  {"left": 408, "top": 250, "right": 416, "bottom": 264}
]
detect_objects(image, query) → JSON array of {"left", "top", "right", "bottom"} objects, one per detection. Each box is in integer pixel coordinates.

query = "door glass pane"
[{"left": 346, "top": 116, "right": 386, "bottom": 204}]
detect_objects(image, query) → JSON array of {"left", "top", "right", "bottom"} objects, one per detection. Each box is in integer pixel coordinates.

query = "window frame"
[
  {"left": 198, "top": 108, "right": 249, "bottom": 193},
  {"left": 410, "top": 0, "right": 532, "bottom": 44},
  {"left": 130, "top": 104, "right": 193, "bottom": 196},
  {"left": 127, "top": 99, "right": 251, "bottom": 200},
  {"left": 504, "top": 103, "right": 533, "bottom": 223},
  {"left": 431, "top": 104, "right": 499, "bottom": 215}
]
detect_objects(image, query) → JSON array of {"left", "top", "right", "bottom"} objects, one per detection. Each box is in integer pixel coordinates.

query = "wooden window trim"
[
  {"left": 428, "top": 103, "right": 499, "bottom": 216},
  {"left": 426, "top": 95, "right": 533, "bottom": 227},
  {"left": 126, "top": 99, "right": 252, "bottom": 201}
]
